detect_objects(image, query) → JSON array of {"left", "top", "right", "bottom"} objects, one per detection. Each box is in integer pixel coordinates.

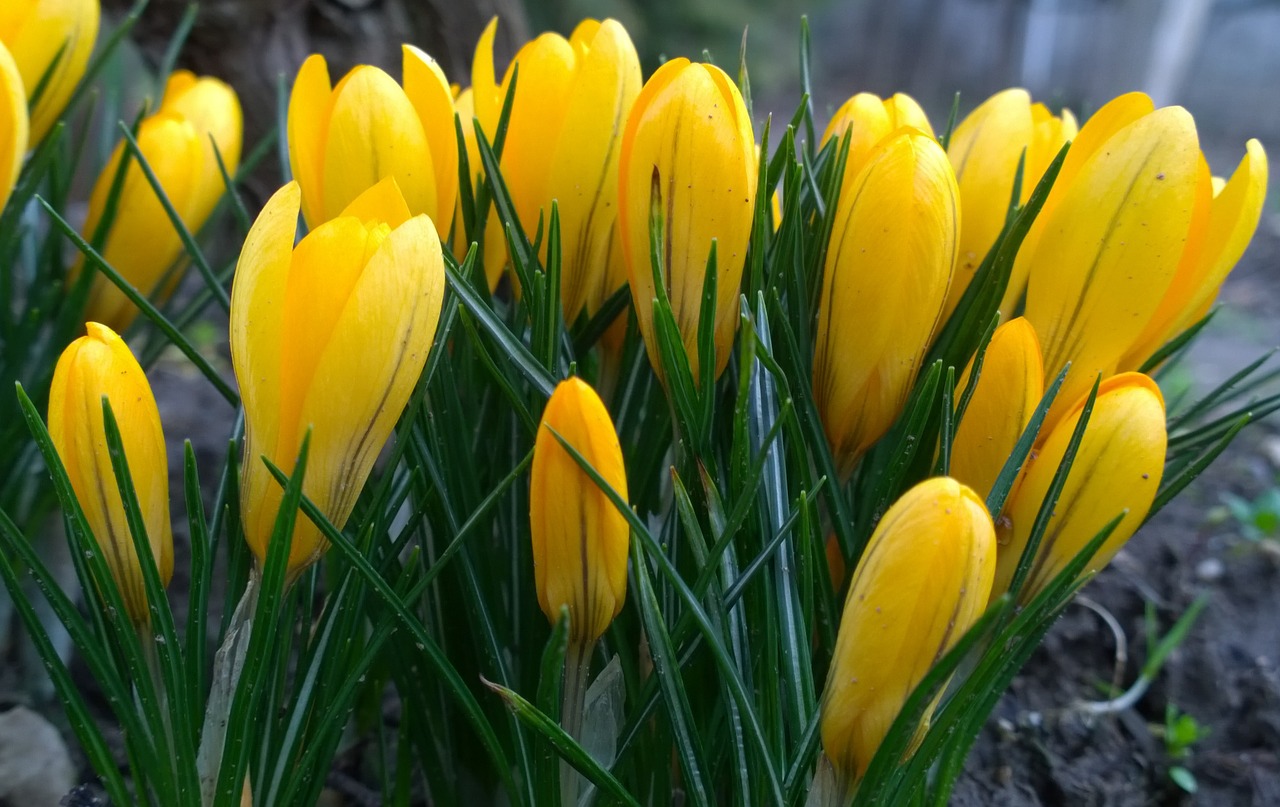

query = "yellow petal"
[
  {"left": 0, "top": 0, "right": 100, "bottom": 142},
  {"left": 530, "top": 377, "right": 630, "bottom": 645},
  {"left": 0, "top": 38, "right": 27, "bottom": 212},
  {"left": 951, "top": 317, "right": 1044, "bottom": 497},
  {"left": 993, "top": 373, "right": 1166, "bottom": 599},
  {"left": 322, "top": 65, "right": 435, "bottom": 227},
  {"left": 1022, "top": 105, "right": 1200, "bottom": 428},
  {"left": 546, "top": 18, "right": 641, "bottom": 321},
  {"left": 285, "top": 214, "right": 445, "bottom": 570},
  {"left": 451, "top": 86, "right": 480, "bottom": 252},
  {"left": 945, "top": 89, "right": 1033, "bottom": 322},
  {"left": 619, "top": 58, "right": 757, "bottom": 383},
  {"left": 230, "top": 182, "right": 301, "bottom": 563},
  {"left": 821, "top": 477, "right": 995, "bottom": 784},
  {"left": 1119, "top": 138, "right": 1269, "bottom": 369},
  {"left": 1003, "top": 92, "right": 1155, "bottom": 316},
  {"left": 338, "top": 174, "right": 413, "bottom": 230},
  {"left": 821, "top": 92, "right": 933, "bottom": 175},
  {"left": 814, "top": 130, "right": 958, "bottom": 474},
  {"left": 83, "top": 114, "right": 205, "bottom": 331},
  {"left": 48, "top": 322, "right": 172, "bottom": 625},
  {"left": 157, "top": 71, "right": 243, "bottom": 229},
  {"left": 471, "top": 17, "right": 502, "bottom": 137},
  {"left": 287, "top": 53, "right": 334, "bottom": 227},
  {"left": 402, "top": 43, "right": 458, "bottom": 238}
]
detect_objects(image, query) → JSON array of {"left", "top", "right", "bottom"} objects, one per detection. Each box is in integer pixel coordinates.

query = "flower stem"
[{"left": 560, "top": 639, "right": 594, "bottom": 807}]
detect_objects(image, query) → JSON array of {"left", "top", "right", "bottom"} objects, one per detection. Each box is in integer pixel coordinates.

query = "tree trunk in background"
[{"left": 104, "top": 0, "right": 530, "bottom": 178}]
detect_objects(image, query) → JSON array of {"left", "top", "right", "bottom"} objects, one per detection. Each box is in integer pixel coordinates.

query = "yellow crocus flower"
[
  {"left": 618, "top": 57, "right": 757, "bottom": 385},
  {"left": 80, "top": 72, "right": 241, "bottom": 332},
  {"left": 530, "top": 377, "right": 630, "bottom": 646},
  {"left": 0, "top": 0, "right": 99, "bottom": 142},
  {"left": 993, "top": 372, "right": 1167, "bottom": 599},
  {"left": 48, "top": 322, "right": 173, "bottom": 626},
  {"left": 1018, "top": 94, "right": 1201, "bottom": 429},
  {"left": 821, "top": 91, "right": 933, "bottom": 173},
  {"left": 287, "top": 46, "right": 457, "bottom": 239},
  {"left": 813, "top": 128, "right": 958, "bottom": 476},
  {"left": 951, "top": 317, "right": 1044, "bottom": 498},
  {"left": 0, "top": 39, "right": 26, "bottom": 212},
  {"left": 471, "top": 19, "right": 640, "bottom": 317},
  {"left": 230, "top": 178, "right": 446, "bottom": 577},
  {"left": 945, "top": 89, "right": 1076, "bottom": 322},
  {"left": 821, "top": 476, "right": 995, "bottom": 791}
]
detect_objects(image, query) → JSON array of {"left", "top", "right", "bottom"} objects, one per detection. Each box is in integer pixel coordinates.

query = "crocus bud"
[
  {"left": 81, "top": 72, "right": 242, "bottom": 332},
  {"left": 231, "top": 178, "right": 446, "bottom": 576},
  {"left": 820, "top": 477, "right": 995, "bottom": 788},
  {"left": 813, "top": 129, "right": 958, "bottom": 475},
  {"left": 473, "top": 18, "right": 641, "bottom": 315},
  {"left": 1119, "top": 138, "right": 1268, "bottom": 370},
  {"left": 618, "top": 57, "right": 756, "bottom": 384},
  {"left": 287, "top": 46, "right": 457, "bottom": 239},
  {"left": 950, "top": 317, "right": 1044, "bottom": 498},
  {"left": 1018, "top": 94, "right": 1200, "bottom": 428},
  {"left": 530, "top": 377, "right": 630, "bottom": 646},
  {"left": 0, "top": 0, "right": 99, "bottom": 142},
  {"left": 0, "top": 39, "right": 26, "bottom": 212},
  {"left": 993, "top": 373, "right": 1166, "bottom": 599},
  {"left": 945, "top": 89, "right": 1076, "bottom": 322},
  {"left": 48, "top": 322, "right": 173, "bottom": 625},
  {"left": 821, "top": 91, "right": 933, "bottom": 174}
]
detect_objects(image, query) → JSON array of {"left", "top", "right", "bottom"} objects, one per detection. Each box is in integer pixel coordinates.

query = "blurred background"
[{"left": 104, "top": 0, "right": 1280, "bottom": 195}]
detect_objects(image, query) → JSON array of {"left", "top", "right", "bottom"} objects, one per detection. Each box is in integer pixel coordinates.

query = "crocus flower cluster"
[{"left": 26, "top": 10, "right": 1270, "bottom": 805}]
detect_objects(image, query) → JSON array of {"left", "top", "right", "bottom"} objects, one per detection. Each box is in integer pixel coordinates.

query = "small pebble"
[{"left": 1196, "top": 557, "right": 1225, "bottom": 582}]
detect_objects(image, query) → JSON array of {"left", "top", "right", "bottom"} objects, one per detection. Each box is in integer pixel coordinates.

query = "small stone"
[
  {"left": 1196, "top": 557, "right": 1225, "bottom": 582},
  {"left": 0, "top": 706, "right": 75, "bottom": 806}
]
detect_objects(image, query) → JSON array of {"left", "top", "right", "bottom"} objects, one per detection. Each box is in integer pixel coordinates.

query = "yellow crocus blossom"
[
  {"left": 618, "top": 57, "right": 757, "bottom": 384},
  {"left": 231, "top": 178, "right": 446, "bottom": 577},
  {"left": 530, "top": 377, "right": 630, "bottom": 645},
  {"left": 48, "top": 322, "right": 173, "bottom": 625},
  {"left": 0, "top": 0, "right": 99, "bottom": 142}
]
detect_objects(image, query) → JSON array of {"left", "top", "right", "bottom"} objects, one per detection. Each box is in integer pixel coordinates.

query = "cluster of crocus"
[{"left": 80, "top": 70, "right": 242, "bottom": 331}]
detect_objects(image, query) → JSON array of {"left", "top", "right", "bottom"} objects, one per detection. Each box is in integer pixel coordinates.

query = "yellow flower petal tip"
[
  {"left": 619, "top": 58, "right": 757, "bottom": 384},
  {"left": 0, "top": 39, "right": 27, "bottom": 213},
  {"left": 994, "top": 372, "right": 1167, "bottom": 600},
  {"left": 231, "top": 180, "right": 446, "bottom": 577},
  {"left": 821, "top": 477, "right": 995, "bottom": 788},
  {"left": 530, "top": 377, "right": 630, "bottom": 646},
  {"left": 80, "top": 70, "right": 242, "bottom": 332},
  {"left": 287, "top": 47, "right": 456, "bottom": 238},
  {"left": 48, "top": 321, "right": 173, "bottom": 626},
  {"left": 0, "top": 0, "right": 100, "bottom": 142},
  {"left": 814, "top": 128, "right": 958, "bottom": 475},
  {"left": 821, "top": 91, "right": 933, "bottom": 173}
]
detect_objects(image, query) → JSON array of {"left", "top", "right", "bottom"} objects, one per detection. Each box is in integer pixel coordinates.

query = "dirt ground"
[{"left": 955, "top": 220, "right": 1280, "bottom": 806}]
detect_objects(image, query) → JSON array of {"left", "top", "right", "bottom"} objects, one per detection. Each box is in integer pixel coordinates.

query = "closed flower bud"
[
  {"left": 530, "top": 377, "right": 629, "bottom": 646},
  {"left": 618, "top": 57, "right": 757, "bottom": 384},
  {"left": 814, "top": 129, "right": 958, "bottom": 475},
  {"left": 0, "top": 39, "right": 26, "bottom": 212},
  {"left": 951, "top": 317, "right": 1044, "bottom": 498},
  {"left": 1018, "top": 95, "right": 1200, "bottom": 429},
  {"left": 993, "top": 373, "right": 1166, "bottom": 599},
  {"left": 0, "top": 0, "right": 99, "bottom": 142},
  {"left": 821, "top": 477, "right": 995, "bottom": 787},
  {"left": 81, "top": 72, "right": 242, "bottom": 332},
  {"left": 1119, "top": 138, "right": 1268, "bottom": 370},
  {"left": 945, "top": 89, "right": 1076, "bottom": 322},
  {"left": 231, "top": 178, "right": 446, "bottom": 576},
  {"left": 287, "top": 46, "right": 457, "bottom": 239},
  {"left": 821, "top": 91, "right": 933, "bottom": 174},
  {"left": 48, "top": 322, "right": 173, "bottom": 626},
  {"left": 472, "top": 18, "right": 641, "bottom": 316}
]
